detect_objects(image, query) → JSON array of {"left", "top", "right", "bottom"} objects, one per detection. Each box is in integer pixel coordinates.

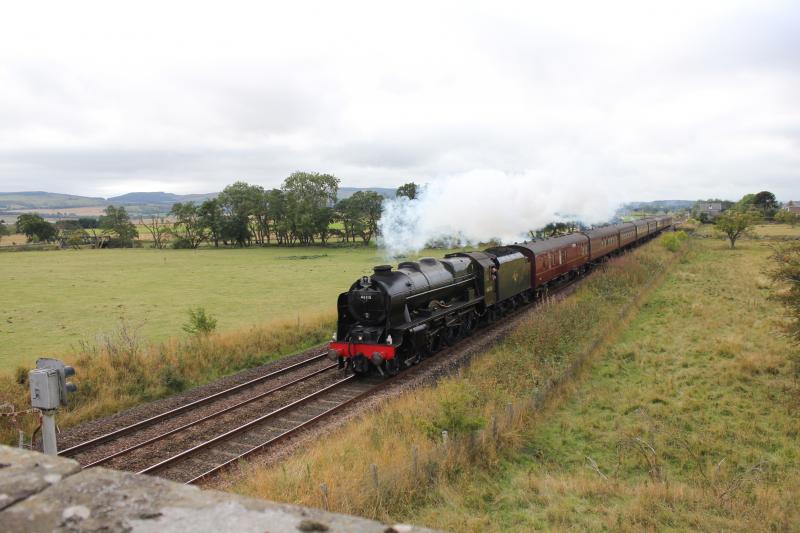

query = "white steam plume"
[{"left": 377, "top": 169, "right": 619, "bottom": 256}]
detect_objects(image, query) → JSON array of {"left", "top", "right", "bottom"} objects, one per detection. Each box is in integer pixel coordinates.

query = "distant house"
[
  {"left": 694, "top": 201, "right": 723, "bottom": 219},
  {"left": 784, "top": 201, "right": 800, "bottom": 214}
]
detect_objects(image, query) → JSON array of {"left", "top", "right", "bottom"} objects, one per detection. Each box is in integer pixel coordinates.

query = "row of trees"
[
  {"left": 7, "top": 207, "right": 139, "bottom": 248},
  {"left": 165, "top": 173, "right": 394, "bottom": 249},
  {"left": 2, "top": 175, "right": 421, "bottom": 249}
]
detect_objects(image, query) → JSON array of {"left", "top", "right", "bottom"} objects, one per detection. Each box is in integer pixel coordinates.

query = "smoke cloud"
[{"left": 377, "top": 169, "right": 618, "bottom": 256}]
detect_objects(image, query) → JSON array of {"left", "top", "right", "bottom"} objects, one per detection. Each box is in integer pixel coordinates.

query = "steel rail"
[
  {"left": 59, "top": 352, "right": 328, "bottom": 457},
  {"left": 186, "top": 381, "right": 381, "bottom": 484},
  {"left": 83, "top": 362, "right": 338, "bottom": 468},
  {"left": 137, "top": 375, "right": 357, "bottom": 475}
]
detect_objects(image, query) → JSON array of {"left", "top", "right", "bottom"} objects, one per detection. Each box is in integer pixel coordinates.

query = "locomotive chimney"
[{"left": 373, "top": 265, "right": 392, "bottom": 274}]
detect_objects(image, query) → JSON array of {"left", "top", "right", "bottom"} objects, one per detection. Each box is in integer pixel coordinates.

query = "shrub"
[
  {"left": 171, "top": 237, "right": 195, "bottom": 249},
  {"left": 416, "top": 380, "right": 485, "bottom": 440},
  {"left": 160, "top": 366, "right": 188, "bottom": 393},
  {"left": 660, "top": 231, "right": 687, "bottom": 252},
  {"left": 14, "top": 366, "right": 28, "bottom": 385},
  {"left": 182, "top": 307, "right": 218, "bottom": 335}
]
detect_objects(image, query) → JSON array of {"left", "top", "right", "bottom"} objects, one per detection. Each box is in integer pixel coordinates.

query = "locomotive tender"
[{"left": 328, "top": 216, "right": 673, "bottom": 375}]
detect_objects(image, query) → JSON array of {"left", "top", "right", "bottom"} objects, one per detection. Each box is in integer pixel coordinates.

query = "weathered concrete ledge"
[{"left": 0, "top": 446, "right": 440, "bottom": 533}]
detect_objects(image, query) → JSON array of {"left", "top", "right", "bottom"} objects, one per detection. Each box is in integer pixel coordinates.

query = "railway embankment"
[
  {"left": 397, "top": 235, "right": 799, "bottom": 531},
  {"left": 232, "top": 237, "right": 684, "bottom": 524},
  {"left": 0, "top": 444, "right": 439, "bottom": 533}
]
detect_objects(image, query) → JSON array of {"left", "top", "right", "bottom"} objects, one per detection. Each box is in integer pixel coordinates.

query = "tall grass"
[
  {"left": 0, "top": 311, "right": 335, "bottom": 444},
  {"left": 233, "top": 241, "right": 676, "bottom": 520}
]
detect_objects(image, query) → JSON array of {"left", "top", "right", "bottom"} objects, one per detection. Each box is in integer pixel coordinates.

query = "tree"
[
  {"left": 770, "top": 242, "right": 800, "bottom": 340},
  {"left": 335, "top": 197, "right": 356, "bottom": 243},
  {"left": 736, "top": 194, "right": 756, "bottom": 211},
  {"left": 16, "top": 214, "right": 57, "bottom": 243},
  {"left": 170, "top": 202, "right": 207, "bottom": 248},
  {"left": 335, "top": 191, "right": 384, "bottom": 245},
  {"left": 753, "top": 191, "right": 778, "bottom": 218},
  {"left": 352, "top": 191, "right": 384, "bottom": 244},
  {"left": 139, "top": 216, "right": 171, "bottom": 249},
  {"left": 775, "top": 209, "right": 799, "bottom": 227},
  {"left": 715, "top": 210, "right": 757, "bottom": 248},
  {"left": 217, "top": 182, "right": 260, "bottom": 246},
  {"left": 99, "top": 205, "right": 138, "bottom": 247},
  {"left": 769, "top": 242, "right": 800, "bottom": 382},
  {"left": 396, "top": 182, "right": 419, "bottom": 200},
  {"left": 218, "top": 181, "right": 259, "bottom": 245},
  {"left": 77, "top": 217, "right": 103, "bottom": 248},
  {"left": 265, "top": 189, "right": 288, "bottom": 245},
  {"left": 0, "top": 219, "right": 10, "bottom": 245},
  {"left": 65, "top": 228, "right": 88, "bottom": 249},
  {"left": 199, "top": 198, "right": 225, "bottom": 247},
  {"left": 282, "top": 172, "right": 339, "bottom": 245}
]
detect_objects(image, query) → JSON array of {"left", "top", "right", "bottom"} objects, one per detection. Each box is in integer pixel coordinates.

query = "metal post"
[{"left": 41, "top": 410, "right": 57, "bottom": 455}]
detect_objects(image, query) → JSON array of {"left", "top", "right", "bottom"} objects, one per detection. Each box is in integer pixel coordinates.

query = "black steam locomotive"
[{"left": 328, "top": 216, "right": 673, "bottom": 375}]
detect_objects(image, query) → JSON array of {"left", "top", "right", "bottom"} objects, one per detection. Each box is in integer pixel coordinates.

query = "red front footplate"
[{"left": 329, "top": 341, "right": 396, "bottom": 360}]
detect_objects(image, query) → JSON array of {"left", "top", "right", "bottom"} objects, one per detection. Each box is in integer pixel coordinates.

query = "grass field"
[
  {"left": 402, "top": 238, "right": 799, "bottom": 529},
  {"left": 751, "top": 223, "right": 800, "bottom": 238},
  {"left": 234, "top": 235, "right": 799, "bottom": 530},
  {"left": 0, "top": 245, "right": 448, "bottom": 372}
]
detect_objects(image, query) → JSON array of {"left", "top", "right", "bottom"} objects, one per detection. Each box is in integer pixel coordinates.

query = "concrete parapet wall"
[{"left": 0, "top": 446, "right": 440, "bottom": 533}]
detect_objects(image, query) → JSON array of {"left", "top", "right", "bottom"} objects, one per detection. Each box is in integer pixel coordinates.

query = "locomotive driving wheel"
[
  {"left": 443, "top": 324, "right": 461, "bottom": 346},
  {"left": 384, "top": 357, "right": 400, "bottom": 376},
  {"left": 460, "top": 313, "right": 476, "bottom": 337},
  {"left": 421, "top": 331, "right": 442, "bottom": 356}
]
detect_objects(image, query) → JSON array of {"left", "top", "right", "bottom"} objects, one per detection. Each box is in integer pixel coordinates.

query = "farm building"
[
  {"left": 783, "top": 201, "right": 800, "bottom": 213},
  {"left": 694, "top": 201, "right": 724, "bottom": 219}
]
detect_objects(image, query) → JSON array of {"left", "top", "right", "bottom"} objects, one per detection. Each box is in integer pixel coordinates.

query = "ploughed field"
[{"left": 0, "top": 246, "right": 454, "bottom": 372}]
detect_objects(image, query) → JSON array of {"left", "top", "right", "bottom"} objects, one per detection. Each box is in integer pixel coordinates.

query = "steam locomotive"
[{"left": 328, "top": 216, "right": 673, "bottom": 375}]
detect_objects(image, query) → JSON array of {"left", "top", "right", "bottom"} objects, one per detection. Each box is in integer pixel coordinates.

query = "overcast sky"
[{"left": 0, "top": 0, "right": 797, "bottom": 201}]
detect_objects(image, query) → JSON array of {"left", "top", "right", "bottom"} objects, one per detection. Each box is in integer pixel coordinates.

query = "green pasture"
[{"left": 0, "top": 245, "right": 449, "bottom": 373}]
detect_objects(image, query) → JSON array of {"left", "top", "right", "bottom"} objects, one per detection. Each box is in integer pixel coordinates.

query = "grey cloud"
[{"left": 0, "top": 1, "right": 798, "bottom": 202}]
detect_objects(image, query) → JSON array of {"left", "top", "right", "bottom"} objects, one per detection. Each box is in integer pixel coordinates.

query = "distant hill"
[
  {"left": 0, "top": 191, "right": 106, "bottom": 210},
  {"left": 0, "top": 187, "right": 397, "bottom": 215},
  {"left": 338, "top": 187, "right": 396, "bottom": 200},
  {"left": 620, "top": 200, "right": 695, "bottom": 212},
  {"left": 108, "top": 191, "right": 218, "bottom": 205}
]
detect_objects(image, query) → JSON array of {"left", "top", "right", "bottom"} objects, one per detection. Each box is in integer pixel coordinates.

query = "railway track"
[
  {"left": 58, "top": 353, "right": 344, "bottom": 472},
  {"left": 60, "top": 268, "right": 588, "bottom": 485}
]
